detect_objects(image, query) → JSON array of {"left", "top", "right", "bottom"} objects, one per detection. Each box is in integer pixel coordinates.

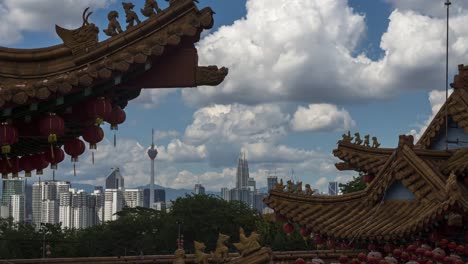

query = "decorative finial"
[
  {"left": 141, "top": 0, "right": 162, "bottom": 17},
  {"left": 122, "top": 2, "right": 141, "bottom": 30},
  {"left": 103, "top": 11, "right": 123, "bottom": 37}
]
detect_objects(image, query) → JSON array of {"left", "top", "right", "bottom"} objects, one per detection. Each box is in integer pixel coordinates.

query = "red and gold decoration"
[
  {"left": 45, "top": 147, "right": 65, "bottom": 170},
  {"left": 64, "top": 138, "right": 86, "bottom": 176},
  {"left": 20, "top": 155, "right": 34, "bottom": 177},
  {"left": 39, "top": 113, "right": 65, "bottom": 144},
  {"left": 32, "top": 153, "right": 49, "bottom": 175},
  {"left": 86, "top": 97, "right": 112, "bottom": 126},
  {"left": 82, "top": 126, "right": 104, "bottom": 150},
  {"left": 106, "top": 106, "right": 126, "bottom": 146},
  {"left": 0, "top": 122, "right": 18, "bottom": 154}
]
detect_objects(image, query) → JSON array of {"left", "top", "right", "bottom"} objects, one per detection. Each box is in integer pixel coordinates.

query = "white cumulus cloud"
[{"left": 290, "top": 104, "right": 356, "bottom": 132}]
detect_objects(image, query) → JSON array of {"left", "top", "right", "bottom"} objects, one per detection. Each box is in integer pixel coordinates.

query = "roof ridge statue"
[
  {"left": 55, "top": 7, "right": 99, "bottom": 55},
  {"left": 233, "top": 228, "right": 261, "bottom": 257},
  {"left": 103, "top": 10, "right": 123, "bottom": 36},
  {"left": 194, "top": 241, "right": 209, "bottom": 264},
  {"left": 211, "top": 233, "right": 230, "bottom": 263},
  {"left": 122, "top": 2, "right": 141, "bottom": 29},
  {"left": 141, "top": 0, "right": 163, "bottom": 17}
]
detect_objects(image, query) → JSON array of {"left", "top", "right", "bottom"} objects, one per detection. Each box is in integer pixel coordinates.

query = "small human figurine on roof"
[
  {"left": 141, "top": 0, "right": 162, "bottom": 17},
  {"left": 122, "top": 2, "right": 141, "bottom": 29},
  {"left": 103, "top": 11, "right": 123, "bottom": 36}
]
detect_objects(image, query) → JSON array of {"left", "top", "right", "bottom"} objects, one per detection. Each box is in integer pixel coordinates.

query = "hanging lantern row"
[{"left": 0, "top": 153, "right": 50, "bottom": 178}]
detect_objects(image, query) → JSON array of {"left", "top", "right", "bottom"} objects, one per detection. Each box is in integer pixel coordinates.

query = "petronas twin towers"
[{"left": 236, "top": 152, "right": 250, "bottom": 189}]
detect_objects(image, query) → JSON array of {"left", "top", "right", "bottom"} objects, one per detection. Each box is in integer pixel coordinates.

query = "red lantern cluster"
[
  {"left": 0, "top": 123, "right": 18, "bottom": 154},
  {"left": 106, "top": 106, "right": 126, "bottom": 130},
  {"left": 39, "top": 113, "right": 65, "bottom": 143},
  {"left": 86, "top": 97, "right": 112, "bottom": 125}
]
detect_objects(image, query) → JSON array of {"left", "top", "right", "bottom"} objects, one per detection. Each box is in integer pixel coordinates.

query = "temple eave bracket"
[{"left": 195, "top": 65, "right": 229, "bottom": 86}]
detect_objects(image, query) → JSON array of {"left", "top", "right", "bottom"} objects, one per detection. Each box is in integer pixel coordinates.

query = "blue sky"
[{"left": 1, "top": 0, "right": 466, "bottom": 192}]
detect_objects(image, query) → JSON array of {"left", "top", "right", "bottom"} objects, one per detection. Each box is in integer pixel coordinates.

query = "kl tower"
[{"left": 147, "top": 129, "right": 158, "bottom": 209}]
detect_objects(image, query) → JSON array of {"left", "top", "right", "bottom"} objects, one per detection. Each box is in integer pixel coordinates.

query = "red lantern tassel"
[
  {"left": 114, "top": 133, "right": 116, "bottom": 147},
  {"left": 92, "top": 152, "right": 94, "bottom": 165},
  {"left": 73, "top": 163, "right": 76, "bottom": 176}
]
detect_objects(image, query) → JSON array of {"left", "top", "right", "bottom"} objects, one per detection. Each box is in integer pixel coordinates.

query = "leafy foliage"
[
  {"left": 0, "top": 194, "right": 306, "bottom": 259},
  {"left": 339, "top": 175, "right": 366, "bottom": 194}
]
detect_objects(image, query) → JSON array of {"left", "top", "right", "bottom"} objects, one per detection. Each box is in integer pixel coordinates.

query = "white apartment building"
[
  {"left": 104, "top": 189, "right": 123, "bottom": 222},
  {"left": 123, "top": 189, "right": 143, "bottom": 208}
]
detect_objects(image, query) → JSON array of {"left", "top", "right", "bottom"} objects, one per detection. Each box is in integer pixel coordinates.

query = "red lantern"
[
  {"left": 393, "top": 248, "right": 402, "bottom": 258},
  {"left": 326, "top": 239, "right": 336, "bottom": 249},
  {"left": 456, "top": 245, "right": 464, "bottom": 254},
  {"left": 339, "top": 255, "right": 349, "bottom": 264},
  {"left": 283, "top": 223, "right": 294, "bottom": 234},
  {"left": 424, "top": 251, "right": 433, "bottom": 259},
  {"left": 401, "top": 252, "right": 410, "bottom": 261},
  {"left": 448, "top": 241, "right": 457, "bottom": 251},
  {"left": 32, "top": 153, "right": 49, "bottom": 175},
  {"left": 407, "top": 245, "right": 417, "bottom": 253},
  {"left": 357, "top": 252, "right": 367, "bottom": 262},
  {"left": 64, "top": 138, "right": 86, "bottom": 162},
  {"left": 82, "top": 126, "right": 104, "bottom": 150},
  {"left": 9, "top": 157, "right": 21, "bottom": 177},
  {"left": 20, "top": 155, "right": 34, "bottom": 177},
  {"left": 295, "top": 258, "right": 306, "bottom": 264},
  {"left": 440, "top": 239, "right": 449, "bottom": 248},
  {"left": 300, "top": 227, "right": 311, "bottom": 238},
  {"left": 379, "top": 260, "right": 388, "bottom": 264},
  {"left": 86, "top": 97, "right": 112, "bottom": 125},
  {"left": 415, "top": 248, "right": 426, "bottom": 256},
  {"left": 313, "top": 234, "right": 323, "bottom": 244},
  {"left": 39, "top": 113, "right": 65, "bottom": 143},
  {"left": 350, "top": 259, "right": 359, "bottom": 264},
  {"left": 0, "top": 123, "right": 18, "bottom": 154},
  {"left": 0, "top": 158, "right": 11, "bottom": 176},
  {"left": 363, "top": 174, "right": 375, "bottom": 184},
  {"left": 45, "top": 147, "right": 65, "bottom": 169},
  {"left": 106, "top": 106, "right": 126, "bottom": 130}
]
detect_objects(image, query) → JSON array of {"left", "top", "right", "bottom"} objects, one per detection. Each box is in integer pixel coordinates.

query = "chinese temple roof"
[
  {"left": 417, "top": 64, "right": 468, "bottom": 149},
  {"left": 0, "top": 0, "right": 227, "bottom": 108},
  {"left": 265, "top": 137, "right": 468, "bottom": 240},
  {"left": 0, "top": 0, "right": 228, "bottom": 160}
]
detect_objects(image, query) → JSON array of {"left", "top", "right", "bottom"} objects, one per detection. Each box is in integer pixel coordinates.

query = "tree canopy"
[{"left": 0, "top": 194, "right": 307, "bottom": 259}]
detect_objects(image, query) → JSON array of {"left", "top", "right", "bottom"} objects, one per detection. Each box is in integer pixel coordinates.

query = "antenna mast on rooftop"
[{"left": 444, "top": 0, "right": 451, "bottom": 151}]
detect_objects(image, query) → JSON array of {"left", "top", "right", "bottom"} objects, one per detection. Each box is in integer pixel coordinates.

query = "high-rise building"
[
  {"left": 236, "top": 152, "right": 249, "bottom": 189},
  {"left": 59, "top": 192, "right": 72, "bottom": 228},
  {"left": 32, "top": 181, "right": 70, "bottom": 227},
  {"left": 193, "top": 184, "right": 205, "bottom": 195},
  {"left": 2, "top": 179, "right": 25, "bottom": 204},
  {"left": 9, "top": 195, "right": 25, "bottom": 222},
  {"left": 25, "top": 184, "right": 32, "bottom": 223},
  {"left": 247, "top": 177, "right": 256, "bottom": 191},
  {"left": 105, "top": 168, "right": 125, "bottom": 190},
  {"left": 104, "top": 189, "right": 123, "bottom": 222},
  {"left": 91, "top": 189, "right": 105, "bottom": 225},
  {"left": 328, "top": 182, "right": 338, "bottom": 196},
  {"left": 0, "top": 204, "right": 9, "bottom": 218},
  {"left": 2, "top": 179, "right": 25, "bottom": 222},
  {"left": 123, "top": 189, "right": 143, "bottom": 208},
  {"left": 267, "top": 176, "right": 278, "bottom": 192},
  {"left": 220, "top": 187, "right": 229, "bottom": 201},
  {"left": 253, "top": 193, "right": 266, "bottom": 213},
  {"left": 143, "top": 189, "right": 165, "bottom": 208}
]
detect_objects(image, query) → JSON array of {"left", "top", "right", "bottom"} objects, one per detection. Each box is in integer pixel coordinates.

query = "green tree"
[{"left": 339, "top": 175, "right": 366, "bottom": 194}]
